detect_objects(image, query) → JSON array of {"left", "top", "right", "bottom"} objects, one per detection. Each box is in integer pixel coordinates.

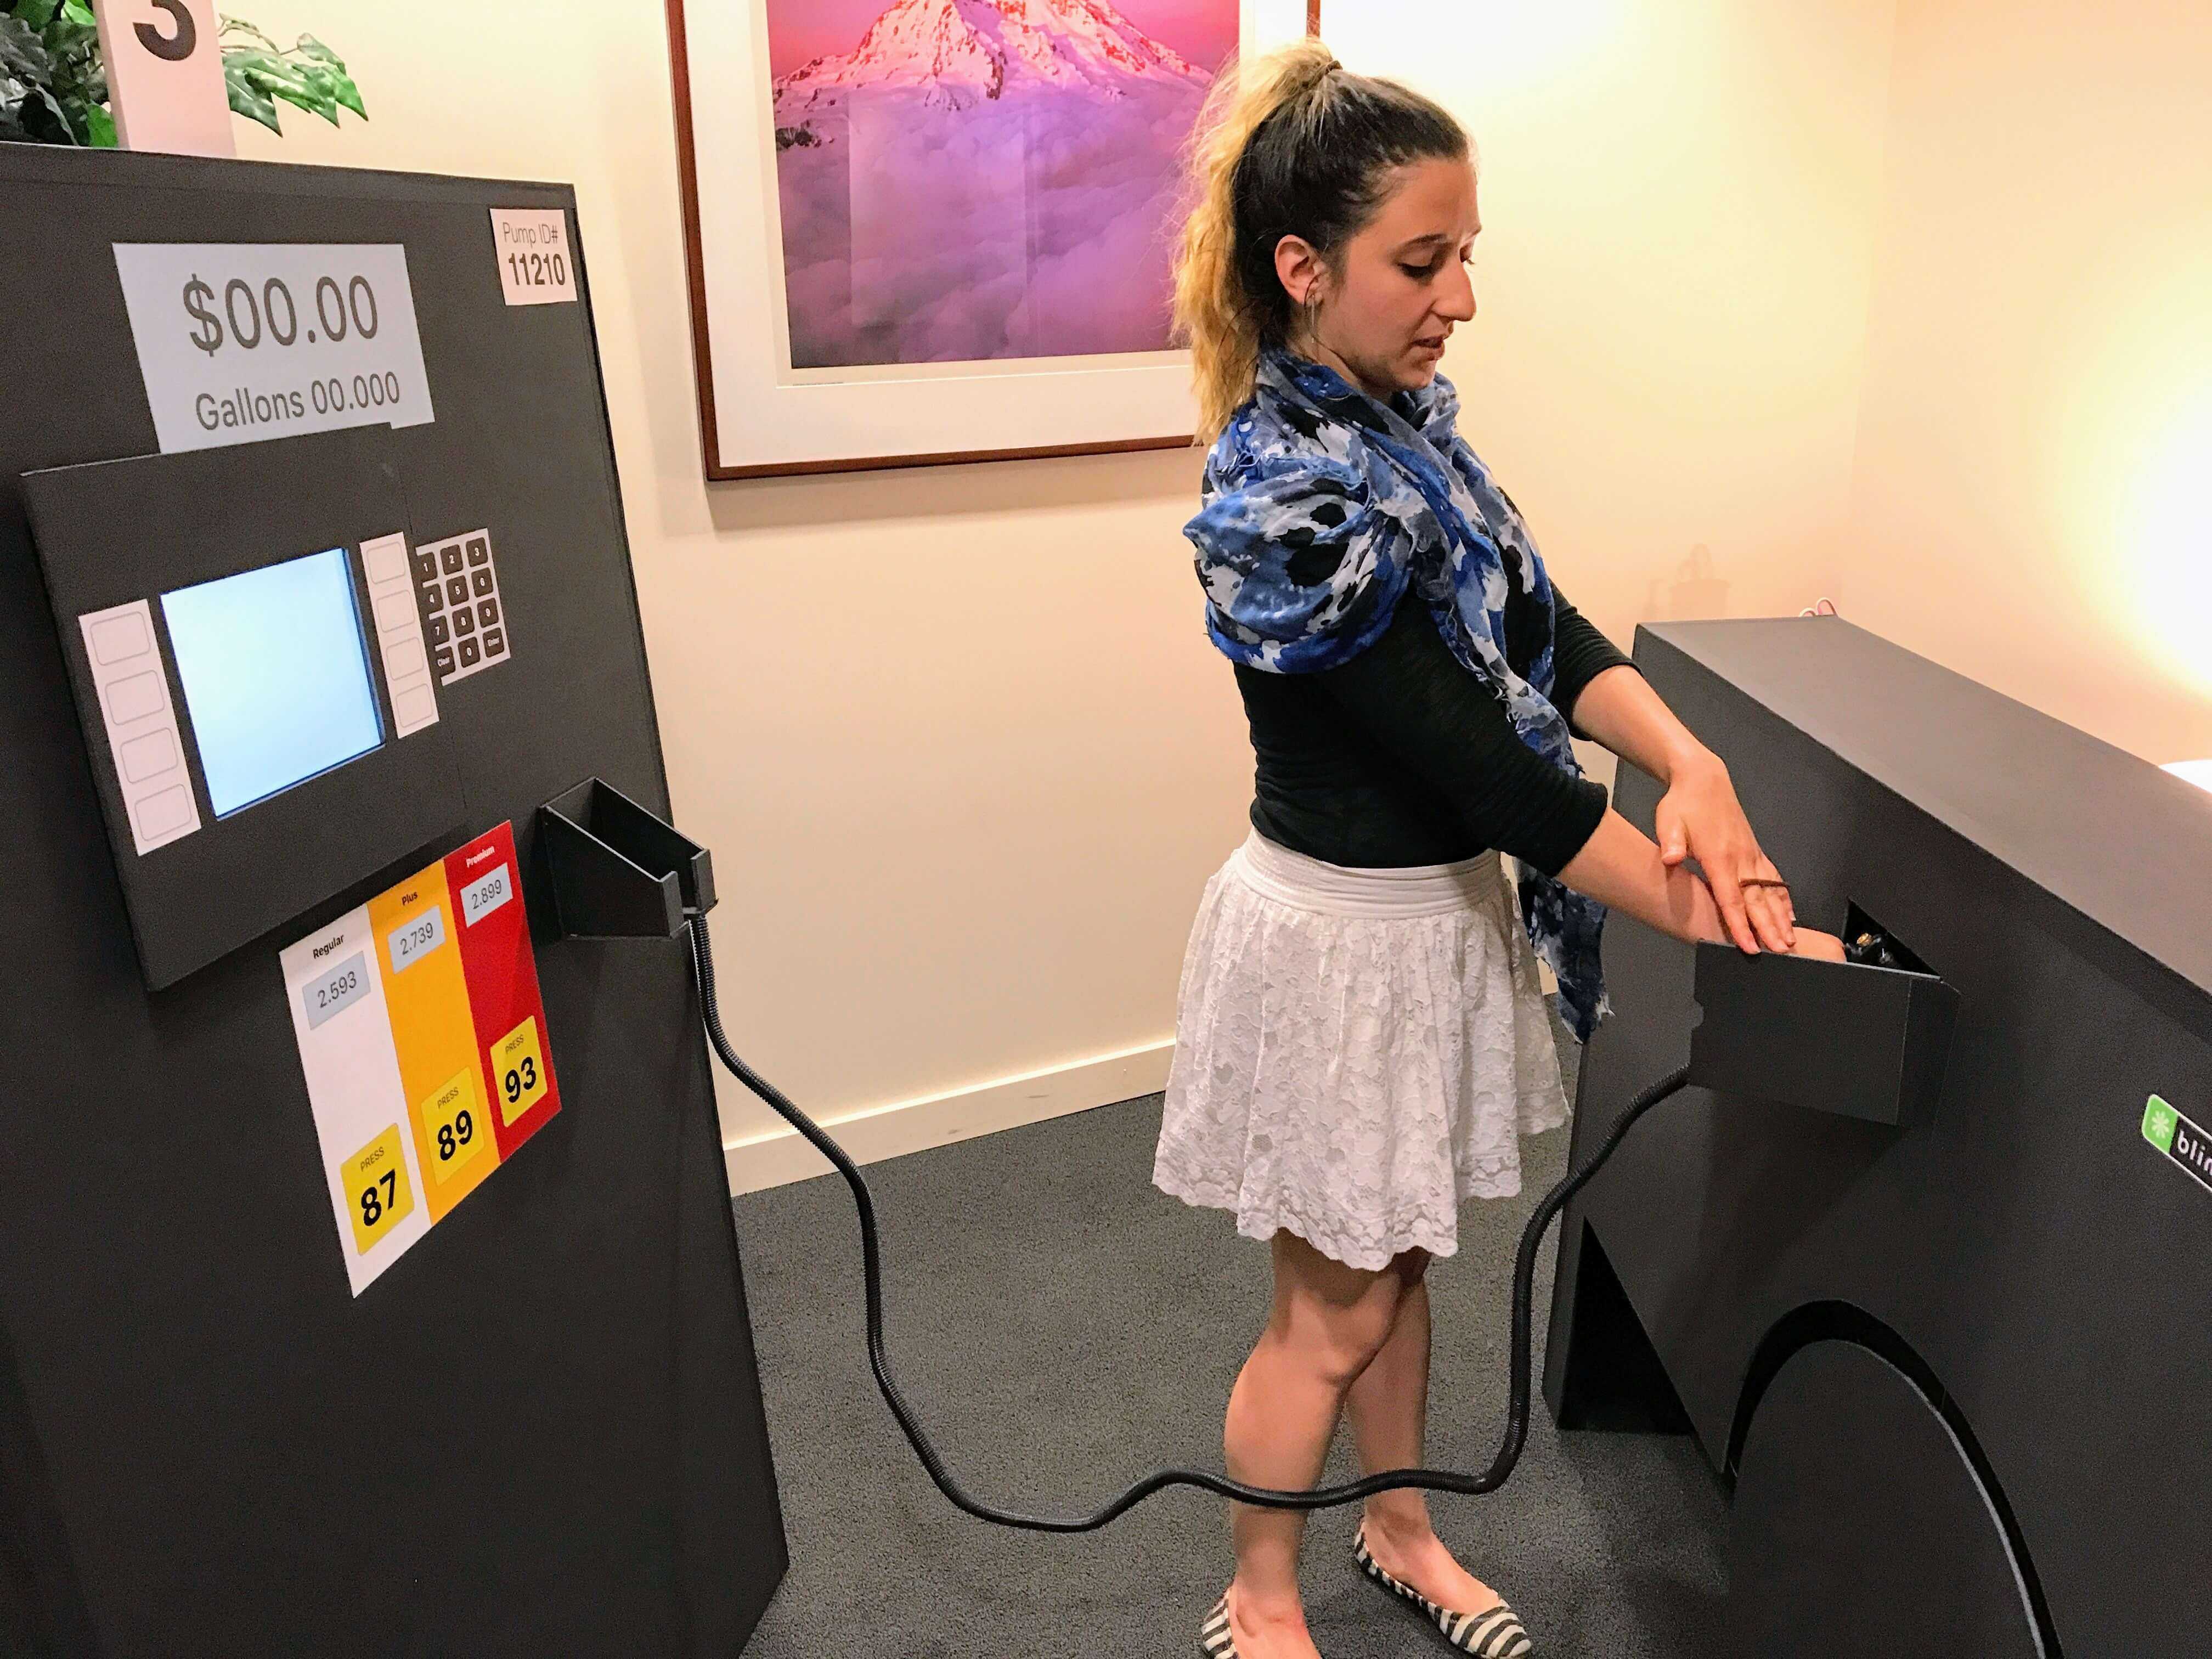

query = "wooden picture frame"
[{"left": 665, "top": 1, "right": 1321, "bottom": 479}]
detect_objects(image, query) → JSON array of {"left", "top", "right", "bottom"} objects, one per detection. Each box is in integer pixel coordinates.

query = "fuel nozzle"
[
  {"left": 1845, "top": 930, "right": 1907, "bottom": 969},
  {"left": 1840, "top": 906, "right": 1932, "bottom": 975}
]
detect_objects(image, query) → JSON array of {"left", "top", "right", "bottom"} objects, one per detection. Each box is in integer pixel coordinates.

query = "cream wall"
[
  {"left": 224, "top": 0, "right": 1896, "bottom": 1188},
  {"left": 1327, "top": 1, "right": 1898, "bottom": 667},
  {"left": 1838, "top": 0, "right": 2212, "bottom": 765}
]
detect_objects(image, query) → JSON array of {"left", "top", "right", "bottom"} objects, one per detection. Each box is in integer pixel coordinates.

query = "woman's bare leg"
[
  {"left": 1342, "top": 1250, "right": 1503, "bottom": 1613},
  {"left": 1221, "top": 1229, "right": 1403, "bottom": 1657}
]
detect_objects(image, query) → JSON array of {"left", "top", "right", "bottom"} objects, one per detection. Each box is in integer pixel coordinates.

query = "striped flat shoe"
[
  {"left": 1352, "top": 1523, "right": 1533, "bottom": 1657},
  {"left": 1199, "top": 1592, "right": 1238, "bottom": 1656}
]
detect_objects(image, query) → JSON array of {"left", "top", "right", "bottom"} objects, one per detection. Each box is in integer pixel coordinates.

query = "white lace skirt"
[{"left": 1153, "top": 831, "right": 1570, "bottom": 1271}]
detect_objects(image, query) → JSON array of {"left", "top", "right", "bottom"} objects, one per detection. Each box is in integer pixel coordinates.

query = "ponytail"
[{"left": 1172, "top": 41, "right": 1469, "bottom": 442}]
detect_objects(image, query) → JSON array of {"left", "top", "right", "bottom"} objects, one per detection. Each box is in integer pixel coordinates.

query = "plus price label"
[{"left": 111, "top": 242, "right": 435, "bottom": 455}]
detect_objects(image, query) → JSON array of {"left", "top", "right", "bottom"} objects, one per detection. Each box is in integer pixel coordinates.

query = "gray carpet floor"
[{"left": 730, "top": 1013, "right": 1728, "bottom": 1657}]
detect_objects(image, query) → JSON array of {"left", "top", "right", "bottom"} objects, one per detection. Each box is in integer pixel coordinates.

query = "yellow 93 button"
[
  {"left": 343, "top": 1125, "right": 416, "bottom": 1255},
  {"left": 491, "top": 1016, "right": 546, "bottom": 1125},
  {"left": 421, "top": 1069, "right": 489, "bottom": 1185}
]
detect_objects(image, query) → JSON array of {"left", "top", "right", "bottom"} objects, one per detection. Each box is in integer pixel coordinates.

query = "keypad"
[{"left": 412, "top": 528, "right": 514, "bottom": 687}]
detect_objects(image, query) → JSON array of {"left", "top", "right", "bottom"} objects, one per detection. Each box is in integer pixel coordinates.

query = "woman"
[{"left": 1153, "top": 41, "right": 1844, "bottom": 1659}]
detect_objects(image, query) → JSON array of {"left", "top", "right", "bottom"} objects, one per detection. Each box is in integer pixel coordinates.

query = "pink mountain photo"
[{"left": 765, "top": 0, "right": 1234, "bottom": 368}]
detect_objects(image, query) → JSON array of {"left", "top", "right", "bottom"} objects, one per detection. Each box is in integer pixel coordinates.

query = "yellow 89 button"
[
  {"left": 492, "top": 1016, "right": 547, "bottom": 1125},
  {"left": 343, "top": 1125, "right": 415, "bottom": 1255},
  {"left": 421, "top": 1069, "right": 489, "bottom": 1186}
]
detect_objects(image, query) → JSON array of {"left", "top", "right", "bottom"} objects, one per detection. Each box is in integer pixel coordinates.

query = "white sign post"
[{"left": 91, "top": 0, "right": 234, "bottom": 158}]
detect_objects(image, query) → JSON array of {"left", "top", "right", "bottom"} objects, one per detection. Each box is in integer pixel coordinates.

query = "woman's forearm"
[
  {"left": 1568, "top": 663, "right": 1716, "bottom": 787},
  {"left": 1556, "top": 809, "right": 1729, "bottom": 945}
]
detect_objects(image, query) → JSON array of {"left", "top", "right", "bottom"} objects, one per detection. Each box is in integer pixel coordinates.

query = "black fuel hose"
[{"left": 689, "top": 912, "right": 1693, "bottom": 1533}]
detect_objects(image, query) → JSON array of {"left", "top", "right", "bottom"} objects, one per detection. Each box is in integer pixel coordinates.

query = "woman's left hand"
[{"left": 1652, "top": 752, "right": 1795, "bottom": 953}]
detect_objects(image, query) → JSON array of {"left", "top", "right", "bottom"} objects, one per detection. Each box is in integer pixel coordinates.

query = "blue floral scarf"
[{"left": 1185, "top": 346, "right": 1610, "bottom": 1040}]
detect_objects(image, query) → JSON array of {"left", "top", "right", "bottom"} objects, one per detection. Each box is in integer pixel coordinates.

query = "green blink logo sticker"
[{"left": 2145, "top": 1094, "right": 2212, "bottom": 1195}]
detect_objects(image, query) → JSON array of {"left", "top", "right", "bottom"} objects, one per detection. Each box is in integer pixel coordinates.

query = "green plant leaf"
[
  {"left": 20, "top": 76, "right": 73, "bottom": 142},
  {"left": 216, "top": 16, "right": 280, "bottom": 52},
  {"left": 16, "top": 1, "right": 61, "bottom": 32},
  {"left": 60, "top": 0, "right": 94, "bottom": 26},
  {"left": 0, "top": 14, "right": 50, "bottom": 81},
  {"left": 193, "top": 20, "right": 371, "bottom": 138},
  {"left": 243, "top": 60, "right": 336, "bottom": 123},
  {"left": 86, "top": 95, "right": 112, "bottom": 144},
  {"left": 222, "top": 55, "right": 281, "bottom": 133}
]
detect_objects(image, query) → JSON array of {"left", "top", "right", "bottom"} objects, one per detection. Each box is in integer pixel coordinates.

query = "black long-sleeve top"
[{"left": 1232, "top": 587, "right": 1634, "bottom": 876}]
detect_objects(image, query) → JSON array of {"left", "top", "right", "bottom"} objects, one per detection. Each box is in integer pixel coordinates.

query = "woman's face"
[{"left": 1278, "top": 155, "right": 1481, "bottom": 402}]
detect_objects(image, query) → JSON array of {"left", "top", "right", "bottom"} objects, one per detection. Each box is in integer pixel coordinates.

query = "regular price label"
[
  {"left": 303, "top": 950, "right": 371, "bottom": 1030},
  {"left": 492, "top": 1016, "right": 548, "bottom": 1125},
  {"left": 111, "top": 242, "right": 435, "bottom": 455}
]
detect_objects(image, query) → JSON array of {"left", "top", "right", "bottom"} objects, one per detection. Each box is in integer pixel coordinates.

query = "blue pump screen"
[{"left": 160, "top": 548, "right": 385, "bottom": 819}]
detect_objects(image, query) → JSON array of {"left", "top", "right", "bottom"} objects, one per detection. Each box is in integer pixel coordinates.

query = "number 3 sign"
[{"left": 91, "top": 0, "right": 234, "bottom": 157}]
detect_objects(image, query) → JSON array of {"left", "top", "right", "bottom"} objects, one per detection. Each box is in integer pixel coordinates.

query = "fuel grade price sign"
[
  {"left": 281, "top": 821, "right": 560, "bottom": 1295},
  {"left": 112, "top": 242, "right": 436, "bottom": 455}
]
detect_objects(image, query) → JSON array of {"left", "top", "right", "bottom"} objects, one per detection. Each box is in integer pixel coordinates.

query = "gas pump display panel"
[
  {"left": 0, "top": 146, "right": 785, "bottom": 1658},
  {"left": 24, "top": 427, "right": 466, "bottom": 990}
]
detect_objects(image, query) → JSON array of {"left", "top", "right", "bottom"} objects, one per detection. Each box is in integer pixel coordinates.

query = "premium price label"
[
  {"left": 111, "top": 242, "right": 435, "bottom": 455},
  {"left": 460, "top": 864, "right": 512, "bottom": 926}
]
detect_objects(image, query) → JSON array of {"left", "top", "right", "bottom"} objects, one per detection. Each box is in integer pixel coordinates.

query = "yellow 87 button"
[
  {"left": 343, "top": 1125, "right": 415, "bottom": 1255},
  {"left": 492, "top": 1016, "right": 547, "bottom": 1125}
]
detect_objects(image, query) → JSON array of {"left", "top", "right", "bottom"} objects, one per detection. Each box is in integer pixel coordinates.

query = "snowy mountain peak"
[{"left": 774, "top": 0, "right": 1211, "bottom": 115}]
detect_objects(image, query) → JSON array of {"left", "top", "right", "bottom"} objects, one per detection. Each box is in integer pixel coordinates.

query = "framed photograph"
[{"left": 665, "top": 0, "right": 1313, "bottom": 478}]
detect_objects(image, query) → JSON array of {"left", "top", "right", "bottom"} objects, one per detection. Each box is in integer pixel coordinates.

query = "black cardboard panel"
[
  {"left": 24, "top": 428, "right": 468, "bottom": 989},
  {"left": 1543, "top": 617, "right": 2212, "bottom": 1656},
  {"left": 0, "top": 144, "right": 783, "bottom": 1658}
]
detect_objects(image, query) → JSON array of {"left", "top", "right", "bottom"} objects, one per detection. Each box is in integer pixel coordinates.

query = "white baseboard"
[{"left": 723, "top": 1038, "right": 1176, "bottom": 1195}]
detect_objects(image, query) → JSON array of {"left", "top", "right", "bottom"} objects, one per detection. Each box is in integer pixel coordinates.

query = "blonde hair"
[{"left": 1172, "top": 41, "right": 1468, "bottom": 441}]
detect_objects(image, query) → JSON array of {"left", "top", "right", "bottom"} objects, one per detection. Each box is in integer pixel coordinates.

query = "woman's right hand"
[
  {"left": 1561, "top": 809, "right": 1789, "bottom": 954},
  {"left": 1787, "top": 927, "right": 1847, "bottom": 962},
  {"left": 1557, "top": 811, "right": 1851, "bottom": 960}
]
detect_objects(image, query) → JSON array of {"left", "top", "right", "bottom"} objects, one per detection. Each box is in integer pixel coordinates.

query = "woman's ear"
[{"left": 1274, "top": 234, "right": 1326, "bottom": 309}]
